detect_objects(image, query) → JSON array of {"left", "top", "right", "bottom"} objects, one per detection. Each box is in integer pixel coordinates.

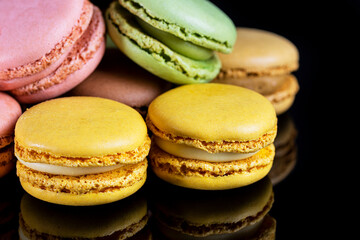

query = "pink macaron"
[
  {"left": 0, "top": 92, "right": 22, "bottom": 178},
  {"left": 0, "top": 0, "right": 105, "bottom": 104},
  {"left": 69, "top": 47, "right": 173, "bottom": 116}
]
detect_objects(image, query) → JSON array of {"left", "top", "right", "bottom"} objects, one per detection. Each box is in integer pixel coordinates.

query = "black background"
[{"left": 207, "top": 1, "right": 358, "bottom": 238}]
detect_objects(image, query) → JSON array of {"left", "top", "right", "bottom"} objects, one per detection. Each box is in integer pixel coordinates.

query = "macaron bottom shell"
[
  {"left": 19, "top": 177, "right": 146, "bottom": 206},
  {"left": 149, "top": 144, "right": 274, "bottom": 190},
  {"left": 17, "top": 160, "right": 147, "bottom": 206}
]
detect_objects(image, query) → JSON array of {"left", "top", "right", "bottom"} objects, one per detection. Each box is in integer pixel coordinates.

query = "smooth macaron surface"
[
  {"left": 148, "top": 83, "right": 277, "bottom": 142},
  {"left": 15, "top": 97, "right": 147, "bottom": 158},
  {"left": 118, "top": 0, "right": 237, "bottom": 53},
  {"left": 218, "top": 27, "right": 299, "bottom": 74}
]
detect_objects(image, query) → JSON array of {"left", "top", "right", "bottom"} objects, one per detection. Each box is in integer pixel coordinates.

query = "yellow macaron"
[
  {"left": 214, "top": 27, "right": 299, "bottom": 115},
  {"left": 147, "top": 83, "right": 277, "bottom": 190},
  {"left": 15, "top": 96, "right": 150, "bottom": 206}
]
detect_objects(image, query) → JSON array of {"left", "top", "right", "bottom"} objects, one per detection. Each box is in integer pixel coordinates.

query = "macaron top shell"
[
  {"left": 0, "top": 92, "right": 22, "bottom": 136},
  {"left": 15, "top": 97, "right": 147, "bottom": 158},
  {"left": 218, "top": 27, "right": 299, "bottom": 72},
  {"left": 0, "top": 0, "right": 87, "bottom": 70},
  {"left": 119, "top": 0, "right": 236, "bottom": 53},
  {"left": 148, "top": 83, "right": 277, "bottom": 142}
]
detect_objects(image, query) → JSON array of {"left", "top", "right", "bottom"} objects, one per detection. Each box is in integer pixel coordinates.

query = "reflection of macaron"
[
  {"left": 19, "top": 192, "right": 150, "bottom": 239},
  {"left": 0, "top": 92, "right": 22, "bottom": 178},
  {"left": 213, "top": 27, "right": 299, "bottom": 115},
  {"left": 0, "top": 0, "right": 105, "bottom": 104},
  {"left": 69, "top": 46, "right": 172, "bottom": 117},
  {"left": 151, "top": 177, "right": 276, "bottom": 239},
  {"left": 147, "top": 83, "right": 277, "bottom": 190},
  {"left": 269, "top": 114, "right": 297, "bottom": 185},
  {"left": 15, "top": 97, "right": 150, "bottom": 206},
  {"left": 106, "top": 0, "right": 236, "bottom": 84}
]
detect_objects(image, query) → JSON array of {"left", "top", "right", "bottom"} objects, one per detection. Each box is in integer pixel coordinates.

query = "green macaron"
[{"left": 106, "top": 0, "right": 236, "bottom": 84}]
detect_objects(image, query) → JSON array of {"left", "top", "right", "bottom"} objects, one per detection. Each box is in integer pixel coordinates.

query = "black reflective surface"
[{"left": 1, "top": 0, "right": 356, "bottom": 239}]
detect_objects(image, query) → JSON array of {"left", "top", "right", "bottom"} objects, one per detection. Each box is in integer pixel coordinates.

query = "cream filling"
[
  {"left": 17, "top": 157, "right": 123, "bottom": 176},
  {"left": 155, "top": 137, "right": 257, "bottom": 162}
]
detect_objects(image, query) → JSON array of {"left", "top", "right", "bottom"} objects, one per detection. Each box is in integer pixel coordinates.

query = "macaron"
[
  {"left": 151, "top": 177, "right": 276, "bottom": 239},
  {"left": 147, "top": 83, "right": 277, "bottom": 190},
  {"left": 0, "top": 92, "right": 22, "bottom": 178},
  {"left": 19, "top": 193, "right": 150, "bottom": 239},
  {"left": 69, "top": 45, "right": 172, "bottom": 117},
  {"left": 15, "top": 97, "right": 150, "bottom": 206},
  {"left": 0, "top": 0, "right": 105, "bottom": 104},
  {"left": 213, "top": 27, "right": 300, "bottom": 115},
  {"left": 106, "top": 0, "right": 237, "bottom": 84}
]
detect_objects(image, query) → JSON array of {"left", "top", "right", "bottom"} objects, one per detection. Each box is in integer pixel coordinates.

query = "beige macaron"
[{"left": 214, "top": 27, "right": 300, "bottom": 115}]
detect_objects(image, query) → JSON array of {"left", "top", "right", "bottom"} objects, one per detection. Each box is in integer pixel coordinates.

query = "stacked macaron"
[
  {"left": 147, "top": 83, "right": 277, "bottom": 190},
  {"left": 0, "top": 93, "right": 22, "bottom": 178},
  {"left": 0, "top": 0, "right": 105, "bottom": 104},
  {"left": 214, "top": 27, "right": 300, "bottom": 114},
  {"left": 106, "top": 0, "right": 237, "bottom": 84},
  {"left": 15, "top": 97, "right": 150, "bottom": 206}
]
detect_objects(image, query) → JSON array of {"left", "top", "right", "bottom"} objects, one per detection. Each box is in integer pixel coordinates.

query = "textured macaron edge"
[
  {"left": 0, "top": 0, "right": 94, "bottom": 82},
  {"left": 19, "top": 177, "right": 147, "bottom": 206},
  {"left": 15, "top": 135, "right": 151, "bottom": 167},
  {"left": 106, "top": 2, "right": 221, "bottom": 84},
  {"left": 147, "top": 116, "right": 277, "bottom": 153},
  {"left": 149, "top": 144, "right": 274, "bottom": 190},
  {"left": 216, "top": 61, "right": 299, "bottom": 79},
  {"left": 16, "top": 160, "right": 147, "bottom": 205},
  {"left": 118, "top": 0, "right": 236, "bottom": 53}
]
